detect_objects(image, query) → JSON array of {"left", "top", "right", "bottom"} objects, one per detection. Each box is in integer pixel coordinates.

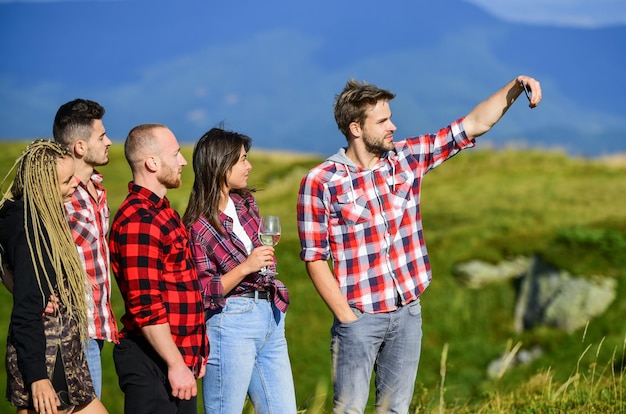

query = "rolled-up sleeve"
[
  {"left": 189, "top": 226, "right": 225, "bottom": 309},
  {"left": 297, "top": 172, "right": 330, "bottom": 262}
]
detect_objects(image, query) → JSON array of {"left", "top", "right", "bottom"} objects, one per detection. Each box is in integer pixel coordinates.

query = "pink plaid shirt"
[
  {"left": 297, "top": 118, "right": 474, "bottom": 314},
  {"left": 189, "top": 192, "right": 290, "bottom": 313},
  {"left": 64, "top": 171, "right": 118, "bottom": 343}
]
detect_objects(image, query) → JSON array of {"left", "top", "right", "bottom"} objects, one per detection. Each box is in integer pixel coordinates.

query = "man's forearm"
[
  {"left": 306, "top": 260, "right": 356, "bottom": 323},
  {"left": 140, "top": 323, "right": 186, "bottom": 368},
  {"left": 464, "top": 75, "right": 541, "bottom": 139}
]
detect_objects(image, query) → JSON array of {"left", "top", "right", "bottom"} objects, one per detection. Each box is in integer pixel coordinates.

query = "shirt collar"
[
  {"left": 76, "top": 169, "right": 106, "bottom": 192},
  {"left": 127, "top": 181, "right": 170, "bottom": 209},
  {"left": 91, "top": 169, "right": 105, "bottom": 186}
]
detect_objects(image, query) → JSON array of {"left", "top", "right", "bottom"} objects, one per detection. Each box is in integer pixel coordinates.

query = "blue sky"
[
  {"left": 2, "top": 0, "right": 623, "bottom": 27},
  {"left": 464, "top": 0, "right": 626, "bottom": 28},
  {"left": 1, "top": 0, "right": 625, "bottom": 156}
]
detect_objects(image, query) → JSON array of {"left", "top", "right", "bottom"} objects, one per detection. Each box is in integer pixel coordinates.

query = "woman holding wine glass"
[{"left": 183, "top": 127, "right": 297, "bottom": 414}]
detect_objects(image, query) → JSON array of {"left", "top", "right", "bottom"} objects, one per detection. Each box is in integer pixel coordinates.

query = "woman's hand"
[
  {"left": 222, "top": 246, "right": 277, "bottom": 293},
  {"left": 245, "top": 246, "right": 275, "bottom": 273},
  {"left": 43, "top": 295, "right": 59, "bottom": 315},
  {"left": 31, "top": 378, "right": 60, "bottom": 414}
]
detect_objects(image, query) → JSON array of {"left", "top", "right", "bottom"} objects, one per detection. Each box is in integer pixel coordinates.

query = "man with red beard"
[
  {"left": 109, "top": 124, "right": 208, "bottom": 414},
  {"left": 297, "top": 76, "right": 542, "bottom": 413}
]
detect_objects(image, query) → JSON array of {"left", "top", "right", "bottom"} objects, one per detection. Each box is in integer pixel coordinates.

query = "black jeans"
[{"left": 113, "top": 337, "right": 197, "bottom": 414}]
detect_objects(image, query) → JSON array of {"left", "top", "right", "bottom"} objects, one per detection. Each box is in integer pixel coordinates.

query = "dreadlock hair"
[{"left": 0, "top": 139, "right": 89, "bottom": 341}]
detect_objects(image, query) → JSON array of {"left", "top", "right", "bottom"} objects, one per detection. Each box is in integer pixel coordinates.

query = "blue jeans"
[
  {"left": 203, "top": 296, "right": 297, "bottom": 414},
  {"left": 331, "top": 299, "right": 423, "bottom": 413},
  {"left": 84, "top": 338, "right": 104, "bottom": 399}
]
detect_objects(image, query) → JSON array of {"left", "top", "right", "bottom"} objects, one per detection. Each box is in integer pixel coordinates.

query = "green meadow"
[{"left": 1, "top": 140, "right": 625, "bottom": 413}]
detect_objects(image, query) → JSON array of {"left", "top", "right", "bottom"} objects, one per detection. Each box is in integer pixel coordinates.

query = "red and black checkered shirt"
[{"left": 109, "top": 182, "right": 208, "bottom": 371}]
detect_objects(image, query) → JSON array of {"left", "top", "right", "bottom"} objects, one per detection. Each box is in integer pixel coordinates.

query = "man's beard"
[
  {"left": 363, "top": 134, "right": 393, "bottom": 156},
  {"left": 158, "top": 167, "right": 181, "bottom": 189},
  {"left": 84, "top": 150, "right": 109, "bottom": 167}
]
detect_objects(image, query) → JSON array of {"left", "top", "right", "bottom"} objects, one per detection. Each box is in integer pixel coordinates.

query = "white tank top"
[{"left": 223, "top": 196, "right": 253, "bottom": 254}]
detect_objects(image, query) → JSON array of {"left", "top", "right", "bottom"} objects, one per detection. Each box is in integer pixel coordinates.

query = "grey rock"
[
  {"left": 487, "top": 345, "right": 543, "bottom": 380},
  {"left": 452, "top": 256, "right": 531, "bottom": 289},
  {"left": 514, "top": 256, "right": 616, "bottom": 333},
  {"left": 454, "top": 255, "right": 617, "bottom": 334}
]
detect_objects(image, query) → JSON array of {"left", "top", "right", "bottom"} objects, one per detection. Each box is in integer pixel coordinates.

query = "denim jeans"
[
  {"left": 331, "top": 299, "right": 423, "bottom": 413},
  {"left": 84, "top": 338, "right": 104, "bottom": 399},
  {"left": 203, "top": 296, "right": 297, "bottom": 414}
]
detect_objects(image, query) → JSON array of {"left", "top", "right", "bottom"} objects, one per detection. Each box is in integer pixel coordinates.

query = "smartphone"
[{"left": 521, "top": 80, "right": 531, "bottom": 102}]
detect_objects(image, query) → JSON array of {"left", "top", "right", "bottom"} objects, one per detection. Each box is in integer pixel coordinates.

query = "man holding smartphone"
[{"left": 297, "top": 75, "right": 541, "bottom": 412}]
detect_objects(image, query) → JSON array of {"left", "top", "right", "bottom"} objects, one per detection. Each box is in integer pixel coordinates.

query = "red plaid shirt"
[
  {"left": 64, "top": 171, "right": 118, "bottom": 343},
  {"left": 297, "top": 118, "right": 474, "bottom": 313},
  {"left": 109, "top": 183, "right": 208, "bottom": 371}
]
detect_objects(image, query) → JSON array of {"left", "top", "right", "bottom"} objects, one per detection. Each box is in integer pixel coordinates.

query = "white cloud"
[
  {"left": 193, "top": 87, "right": 208, "bottom": 98},
  {"left": 223, "top": 93, "right": 240, "bottom": 106},
  {"left": 462, "top": 0, "right": 626, "bottom": 28},
  {"left": 186, "top": 108, "right": 209, "bottom": 125}
]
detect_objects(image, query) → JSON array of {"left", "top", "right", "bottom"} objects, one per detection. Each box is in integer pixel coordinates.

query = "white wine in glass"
[{"left": 258, "top": 215, "right": 281, "bottom": 276}]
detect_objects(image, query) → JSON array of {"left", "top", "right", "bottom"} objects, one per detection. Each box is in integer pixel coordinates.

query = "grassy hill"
[{"left": 1, "top": 141, "right": 625, "bottom": 413}]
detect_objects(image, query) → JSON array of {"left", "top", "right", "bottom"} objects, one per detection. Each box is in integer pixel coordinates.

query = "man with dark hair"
[
  {"left": 297, "top": 75, "right": 542, "bottom": 412},
  {"left": 53, "top": 98, "right": 118, "bottom": 400},
  {"left": 110, "top": 124, "right": 208, "bottom": 414}
]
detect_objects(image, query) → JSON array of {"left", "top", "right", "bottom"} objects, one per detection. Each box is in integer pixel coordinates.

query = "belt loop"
[{"left": 254, "top": 290, "right": 260, "bottom": 301}]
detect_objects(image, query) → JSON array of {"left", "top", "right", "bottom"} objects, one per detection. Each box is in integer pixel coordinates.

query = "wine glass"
[{"left": 258, "top": 215, "right": 281, "bottom": 276}]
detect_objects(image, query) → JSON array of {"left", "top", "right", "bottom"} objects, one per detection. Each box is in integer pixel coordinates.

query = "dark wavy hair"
[{"left": 182, "top": 127, "right": 253, "bottom": 234}]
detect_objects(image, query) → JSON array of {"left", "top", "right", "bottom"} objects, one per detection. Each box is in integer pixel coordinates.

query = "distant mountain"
[{"left": 0, "top": 0, "right": 624, "bottom": 157}]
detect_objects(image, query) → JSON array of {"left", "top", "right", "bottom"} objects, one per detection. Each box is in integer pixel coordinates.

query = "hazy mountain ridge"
[{"left": 0, "top": 0, "right": 624, "bottom": 157}]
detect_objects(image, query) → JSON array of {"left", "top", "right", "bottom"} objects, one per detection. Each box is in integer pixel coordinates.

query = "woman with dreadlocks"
[{"left": 0, "top": 140, "right": 108, "bottom": 414}]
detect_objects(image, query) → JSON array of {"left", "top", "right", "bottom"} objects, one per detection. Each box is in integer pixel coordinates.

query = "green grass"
[{"left": 1, "top": 141, "right": 625, "bottom": 413}]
